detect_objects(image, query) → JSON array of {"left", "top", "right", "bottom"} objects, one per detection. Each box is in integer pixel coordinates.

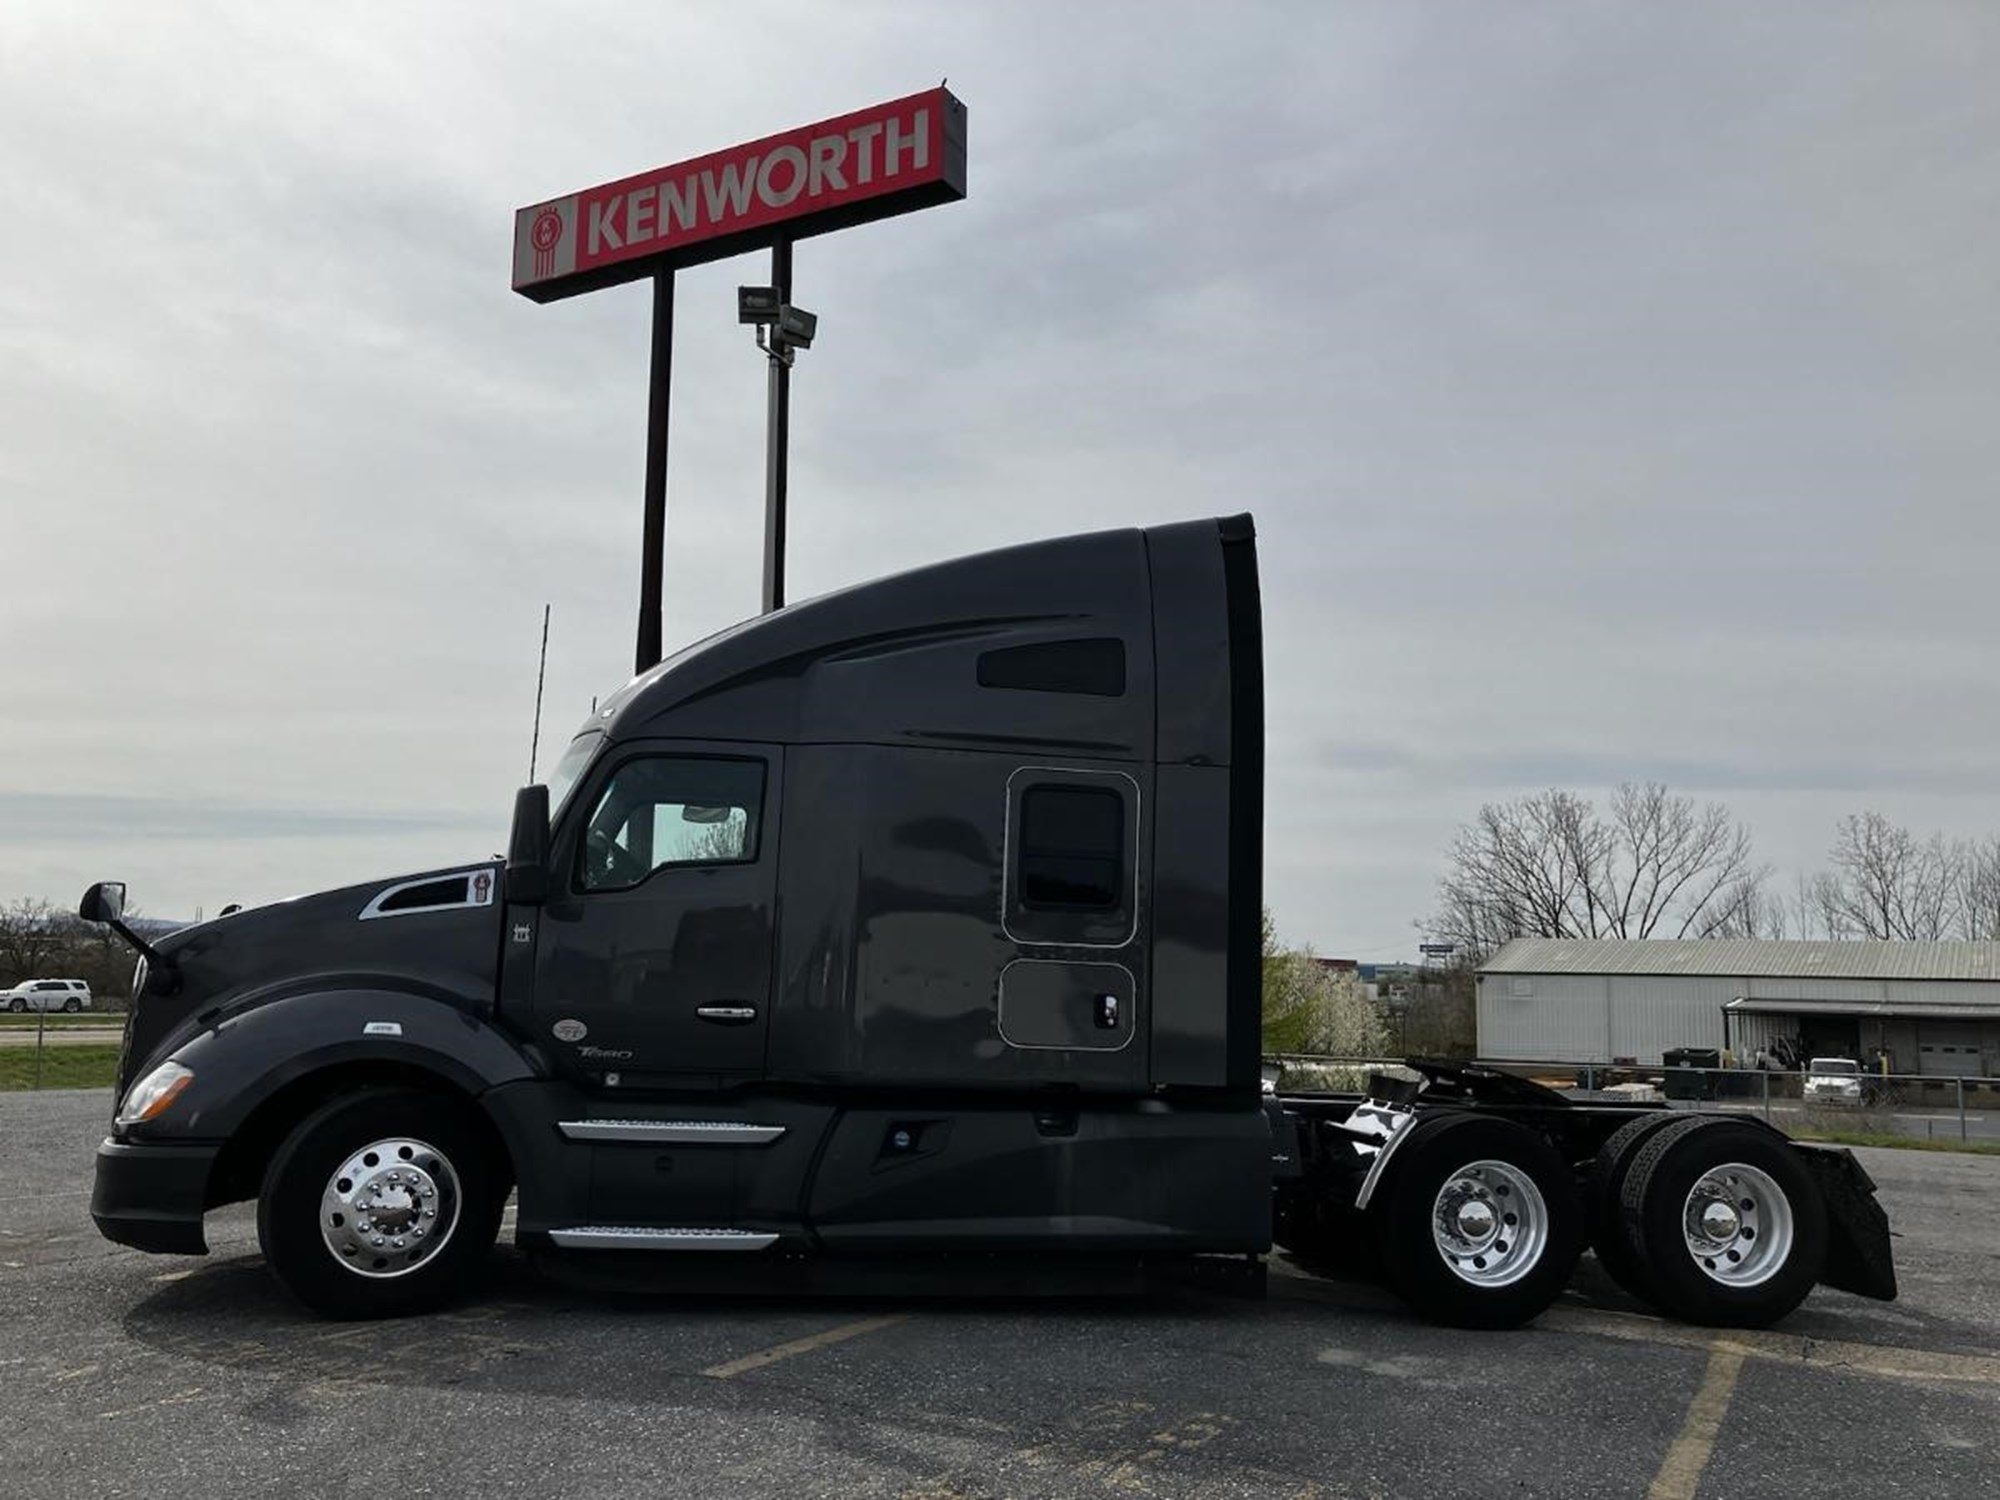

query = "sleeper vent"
[{"left": 976, "top": 638, "right": 1126, "bottom": 697}]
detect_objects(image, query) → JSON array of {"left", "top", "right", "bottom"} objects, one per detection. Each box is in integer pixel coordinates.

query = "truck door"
[{"left": 531, "top": 744, "right": 780, "bottom": 1087}]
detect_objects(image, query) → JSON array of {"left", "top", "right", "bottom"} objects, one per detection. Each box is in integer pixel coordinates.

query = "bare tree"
[
  {"left": 1697, "top": 873, "right": 1790, "bottom": 940},
  {"left": 0, "top": 898, "right": 68, "bottom": 984},
  {"left": 1814, "top": 812, "right": 1965, "bottom": 940},
  {"left": 1424, "top": 783, "right": 1765, "bottom": 961},
  {"left": 1602, "top": 783, "right": 1762, "bottom": 939},
  {"left": 1784, "top": 870, "right": 1830, "bottom": 941},
  {"left": 1963, "top": 836, "right": 2000, "bottom": 941}
]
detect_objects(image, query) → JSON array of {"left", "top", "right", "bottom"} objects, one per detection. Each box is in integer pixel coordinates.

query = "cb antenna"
[{"left": 528, "top": 603, "right": 551, "bottom": 782}]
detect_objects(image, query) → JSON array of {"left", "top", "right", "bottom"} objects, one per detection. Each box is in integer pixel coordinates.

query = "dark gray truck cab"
[{"left": 85, "top": 515, "right": 1894, "bottom": 1328}]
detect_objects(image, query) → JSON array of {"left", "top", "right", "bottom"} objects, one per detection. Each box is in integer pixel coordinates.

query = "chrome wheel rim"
[
  {"left": 1431, "top": 1159, "right": 1549, "bottom": 1288},
  {"left": 1682, "top": 1161, "right": 1792, "bottom": 1287},
  {"left": 318, "top": 1136, "right": 461, "bottom": 1279}
]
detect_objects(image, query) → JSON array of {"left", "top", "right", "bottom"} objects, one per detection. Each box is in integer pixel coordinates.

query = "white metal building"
[{"left": 1478, "top": 938, "right": 2000, "bottom": 1075}]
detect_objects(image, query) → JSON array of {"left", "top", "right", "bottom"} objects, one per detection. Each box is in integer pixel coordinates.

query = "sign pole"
[
  {"left": 636, "top": 268, "right": 676, "bottom": 673},
  {"left": 512, "top": 88, "right": 965, "bottom": 638},
  {"left": 761, "top": 239, "right": 792, "bottom": 615}
]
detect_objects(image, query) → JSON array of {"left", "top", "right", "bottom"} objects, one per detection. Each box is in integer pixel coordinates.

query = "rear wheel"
[
  {"left": 1618, "top": 1116, "right": 1825, "bottom": 1327},
  {"left": 257, "top": 1088, "right": 505, "bottom": 1319},
  {"left": 1587, "top": 1113, "right": 1703, "bottom": 1307},
  {"left": 1371, "top": 1114, "right": 1583, "bottom": 1329},
  {"left": 62, "top": 998, "right": 81, "bottom": 1013}
]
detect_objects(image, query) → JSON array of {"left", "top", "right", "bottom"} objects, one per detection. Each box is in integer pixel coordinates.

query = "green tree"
[{"left": 1260, "top": 910, "right": 1393, "bottom": 1057}]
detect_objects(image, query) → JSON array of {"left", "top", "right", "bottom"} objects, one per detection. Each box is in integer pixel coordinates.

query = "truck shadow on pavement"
[{"left": 116, "top": 1245, "right": 1302, "bottom": 1407}]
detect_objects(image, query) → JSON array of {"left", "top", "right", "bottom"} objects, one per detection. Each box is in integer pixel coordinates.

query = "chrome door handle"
[{"left": 696, "top": 1005, "right": 758, "bottom": 1025}]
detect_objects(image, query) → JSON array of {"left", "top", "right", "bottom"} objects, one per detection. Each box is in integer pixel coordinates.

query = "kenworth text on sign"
[{"left": 512, "top": 87, "right": 968, "bottom": 303}]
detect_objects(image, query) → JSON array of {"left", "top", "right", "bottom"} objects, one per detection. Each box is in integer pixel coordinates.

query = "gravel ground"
[{"left": 2, "top": 1090, "right": 1996, "bottom": 1499}]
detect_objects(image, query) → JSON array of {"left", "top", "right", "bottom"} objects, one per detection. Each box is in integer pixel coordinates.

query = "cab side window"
[{"left": 578, "top": 757, "right": 765, "bottom": 892}]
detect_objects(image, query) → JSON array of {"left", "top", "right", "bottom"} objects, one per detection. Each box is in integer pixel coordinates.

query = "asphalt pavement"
[{"left": 2, "top": 1090, "right": 1997, "bottom": 1499}]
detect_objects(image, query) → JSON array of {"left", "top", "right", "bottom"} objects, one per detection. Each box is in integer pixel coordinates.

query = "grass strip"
[
  {"left": 0, "top": 1012, "right": 123, "bottom": 1027},
  {"left": 0, "top": 1043, "right": 122, "bottom": 1091},
  {"left": 1789, "top": 1127, "right": 2000, "bottom": 1157}
]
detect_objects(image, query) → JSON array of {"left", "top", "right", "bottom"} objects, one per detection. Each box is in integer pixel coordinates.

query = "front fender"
[{"left": 122, "top": 988, "right": 541, "bottom": 1143}]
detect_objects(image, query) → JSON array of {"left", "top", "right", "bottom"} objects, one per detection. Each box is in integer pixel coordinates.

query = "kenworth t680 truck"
[{"left": 83, "top": 516, "right": 1894, "bottom": 1327}]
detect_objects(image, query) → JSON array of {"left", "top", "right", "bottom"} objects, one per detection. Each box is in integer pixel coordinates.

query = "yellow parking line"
[
  {"left": 1647, "top": 1344, "right": 1745, "bottom": 1500},
  {"left": 701, "top": 1314, "right": 909, "bottom": 1379},
  {"left": 1544, "top": 1305, "right": 2000, "bottom": 1386}
]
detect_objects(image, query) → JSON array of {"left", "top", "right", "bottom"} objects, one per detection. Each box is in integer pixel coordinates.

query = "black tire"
[
  {"left": 1586, "top": 1113, "right": 1714, "bottom": 1307},
  {"left": 1618, "top": 1116, "right": 1826, "bottom": 1327},
  {"left": 7, "top": 999, "right": 24, "bottom": 1013},
  {"left": 1371, "top": 1113, "right": 1584, "bottom": 1329},
  {"left": 62, "top": 998, "right": 81, "bottom": 1013},
  {"left": 257, "top": 1088, "right": 505, "bottom": 1319}
]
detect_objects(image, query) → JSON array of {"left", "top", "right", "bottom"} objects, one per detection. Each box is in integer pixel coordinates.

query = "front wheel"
[
  {"left": 257, "top": 1088, "right": 505, "bottom": 1319},
  {"left": 1371, "top": 1113, "right": 1584, "bottom": 1329},
  {"left": 7, "top": 998, "right": 24, "bottom": 1013}
]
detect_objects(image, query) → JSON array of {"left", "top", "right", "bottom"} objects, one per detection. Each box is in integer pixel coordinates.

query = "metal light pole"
[
  {"left": 762, "top": 240, "right": 792, "bottom": 615},
  {"left": 739, "top": 251, "right": 818, "bottom": 616}
]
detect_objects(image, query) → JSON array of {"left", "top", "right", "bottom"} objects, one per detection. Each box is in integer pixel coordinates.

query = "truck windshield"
[{"left": 545, "top": 733, "right": 603, "bottom": 826}]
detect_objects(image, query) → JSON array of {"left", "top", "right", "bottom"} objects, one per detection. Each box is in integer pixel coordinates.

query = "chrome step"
[
  {"left": 547, "top": 1226, "right": 779, "bottom": 1252},
  {"left": 556, "top": 1120, "right": 786, "bottom": 1145}
]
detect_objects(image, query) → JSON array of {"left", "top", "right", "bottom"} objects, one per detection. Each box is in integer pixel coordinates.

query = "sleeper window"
[{"left": 1018, "top": 786, "right": 1124, "bottom": 910}]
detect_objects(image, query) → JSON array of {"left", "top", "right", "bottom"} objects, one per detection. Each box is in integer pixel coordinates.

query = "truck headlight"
[{"left": 116, "top": 1060, "right": 194, "bottom": 1126}]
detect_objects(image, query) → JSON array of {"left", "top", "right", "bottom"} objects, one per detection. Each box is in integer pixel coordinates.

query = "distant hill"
[{"left": 129, "top": 917, "right": 193, "bottom": 937}]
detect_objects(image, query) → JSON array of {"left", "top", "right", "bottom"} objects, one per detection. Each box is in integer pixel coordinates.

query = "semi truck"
[{"left": 83, "top": 515, "right": 1895, "bottom": 1328}]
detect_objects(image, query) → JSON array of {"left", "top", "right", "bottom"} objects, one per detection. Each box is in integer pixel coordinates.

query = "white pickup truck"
[
  {"left": 2, "top": 978, "right": 94, "bottom": 1013},
  {"left": 1804, "top": 1057, "right": 1865, "bottom": 1106}
]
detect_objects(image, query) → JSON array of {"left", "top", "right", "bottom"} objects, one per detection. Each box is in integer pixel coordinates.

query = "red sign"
[{"left": 513, "top": 88, "right": 967, "bottom": 302}]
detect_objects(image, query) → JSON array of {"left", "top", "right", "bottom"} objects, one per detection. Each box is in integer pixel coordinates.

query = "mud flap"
[{"left": 1792, "top": 1144, "right": 1897, "bottom": 1301}]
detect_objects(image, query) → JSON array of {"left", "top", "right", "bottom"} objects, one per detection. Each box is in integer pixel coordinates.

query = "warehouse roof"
[{"left": 1481, "top": 937, "right": 2000, "bottom": 982}]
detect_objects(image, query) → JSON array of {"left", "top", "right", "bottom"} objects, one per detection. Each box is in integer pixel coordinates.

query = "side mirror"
[
  {"left": 506, "top": 785, "right": 552, "bottom": 906},
  {"left": 79, "top": 881, "right": 127, "bottom": 925},
  {"left": 78, "top": 881, "right": 170, "bottom": 975}
]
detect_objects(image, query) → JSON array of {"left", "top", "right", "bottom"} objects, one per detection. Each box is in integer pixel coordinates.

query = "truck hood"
[{"left": 121, "top": 862, "right": 504, "bottom": 1099}]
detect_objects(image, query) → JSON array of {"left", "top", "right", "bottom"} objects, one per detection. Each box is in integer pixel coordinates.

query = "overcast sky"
[{"left": 5, "top": 3, "right": 1999, "bottom": 954}]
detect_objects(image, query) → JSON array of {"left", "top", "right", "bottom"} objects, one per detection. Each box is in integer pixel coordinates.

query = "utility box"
[{"left": 1662, "top": 1047, "right": 1722, "bottom": 1100}]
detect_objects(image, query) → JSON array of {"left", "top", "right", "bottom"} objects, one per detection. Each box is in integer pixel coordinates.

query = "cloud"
[
  {"left": 0, "top": 793, "right": 492, "bottom": 844},
  {"left": 5, "top": 2, "right": 2000, "bottom": 949}
]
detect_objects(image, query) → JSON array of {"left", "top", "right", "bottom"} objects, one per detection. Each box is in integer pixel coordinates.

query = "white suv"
[{"left": 2, "top": 978, "right": 94, "bottom": 1013}]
